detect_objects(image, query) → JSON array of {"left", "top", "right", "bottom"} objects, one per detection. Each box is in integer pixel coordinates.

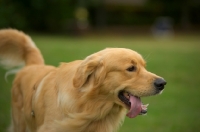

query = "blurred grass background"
[{"left": 0, "top": 34, "right": 199, "bottom": 132}]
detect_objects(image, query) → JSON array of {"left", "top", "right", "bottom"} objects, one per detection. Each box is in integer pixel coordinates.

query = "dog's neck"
[
  {"left": 57, "top": 93, "right": 126, "bottom": 132},
  {"left": 86, "top": 104, "right": 127, "bottom": 132}
]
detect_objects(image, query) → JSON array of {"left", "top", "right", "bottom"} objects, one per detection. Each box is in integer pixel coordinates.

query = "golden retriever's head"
[{"left": 73, "top": 48, "right": 166, "bottom": 118}]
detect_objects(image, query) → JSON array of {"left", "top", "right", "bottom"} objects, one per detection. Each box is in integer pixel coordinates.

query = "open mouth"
[{"left": 118, "top": 90, "right": 149, "bottom": 118}]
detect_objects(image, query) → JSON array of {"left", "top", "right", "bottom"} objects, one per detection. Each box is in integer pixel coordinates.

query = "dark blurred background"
[{"left": 0, "top": 0, "right": 200, "bottom": 35}]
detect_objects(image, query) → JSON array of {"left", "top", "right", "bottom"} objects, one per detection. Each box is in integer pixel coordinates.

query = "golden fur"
[{"left": 0, "top": 29, "right": 166, "bottom": 132}]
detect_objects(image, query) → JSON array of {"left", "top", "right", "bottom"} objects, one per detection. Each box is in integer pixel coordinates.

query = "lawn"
[{"left": 0, "top": 34, "right": 200, "bottom": 132}]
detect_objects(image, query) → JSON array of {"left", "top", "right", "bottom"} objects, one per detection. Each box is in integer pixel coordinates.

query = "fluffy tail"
[{"left": 0, "top": 29, "right": 44, "bottom": 69}]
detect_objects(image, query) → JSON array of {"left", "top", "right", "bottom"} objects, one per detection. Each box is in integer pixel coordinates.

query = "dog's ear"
[{"left": 73, "top": 55, "right": 106, "bottom": 88}]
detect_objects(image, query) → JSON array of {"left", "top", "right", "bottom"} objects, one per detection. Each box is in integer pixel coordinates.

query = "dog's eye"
[{"left": 126, "top": 66, "right": 136, "bottom": 72}]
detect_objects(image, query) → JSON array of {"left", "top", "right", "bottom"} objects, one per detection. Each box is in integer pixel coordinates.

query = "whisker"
[{"left": 144, "top": 52, "right": 152, "bottom": 63}]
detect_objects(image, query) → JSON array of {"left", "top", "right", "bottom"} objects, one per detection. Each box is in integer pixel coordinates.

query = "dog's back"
[{"left": 0, "top": 29, "right": 55, "bottom": 132}]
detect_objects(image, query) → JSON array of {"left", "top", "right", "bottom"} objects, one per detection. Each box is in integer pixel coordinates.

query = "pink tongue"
[{"left": 126, "top": 95, "right": 142, "bottom": 118}]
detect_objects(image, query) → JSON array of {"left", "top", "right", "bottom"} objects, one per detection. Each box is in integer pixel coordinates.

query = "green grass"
[{"left": 0, "top": 34, "right": 200, "bottom": 132}]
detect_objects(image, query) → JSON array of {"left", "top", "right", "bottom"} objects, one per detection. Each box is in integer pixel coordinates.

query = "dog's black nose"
[{"left": 154, "top": 78, "right": 166, "bottom": 91}]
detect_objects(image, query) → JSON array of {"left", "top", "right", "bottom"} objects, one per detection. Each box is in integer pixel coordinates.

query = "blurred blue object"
[{"left": 151, "top": 17, "right": 174, "bottom": 39}]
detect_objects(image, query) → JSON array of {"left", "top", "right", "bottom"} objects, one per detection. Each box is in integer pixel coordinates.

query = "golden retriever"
[{"left": 0, "top": 29, "right": 166, "bottom": 132}]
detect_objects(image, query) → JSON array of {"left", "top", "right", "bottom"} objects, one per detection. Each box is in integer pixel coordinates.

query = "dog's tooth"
[
  {"left": 123, "top": 92, "right": 130, "bottom": 99},
  {"left": 141, "top": 104, "right": 149, "bottom": 110}
]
